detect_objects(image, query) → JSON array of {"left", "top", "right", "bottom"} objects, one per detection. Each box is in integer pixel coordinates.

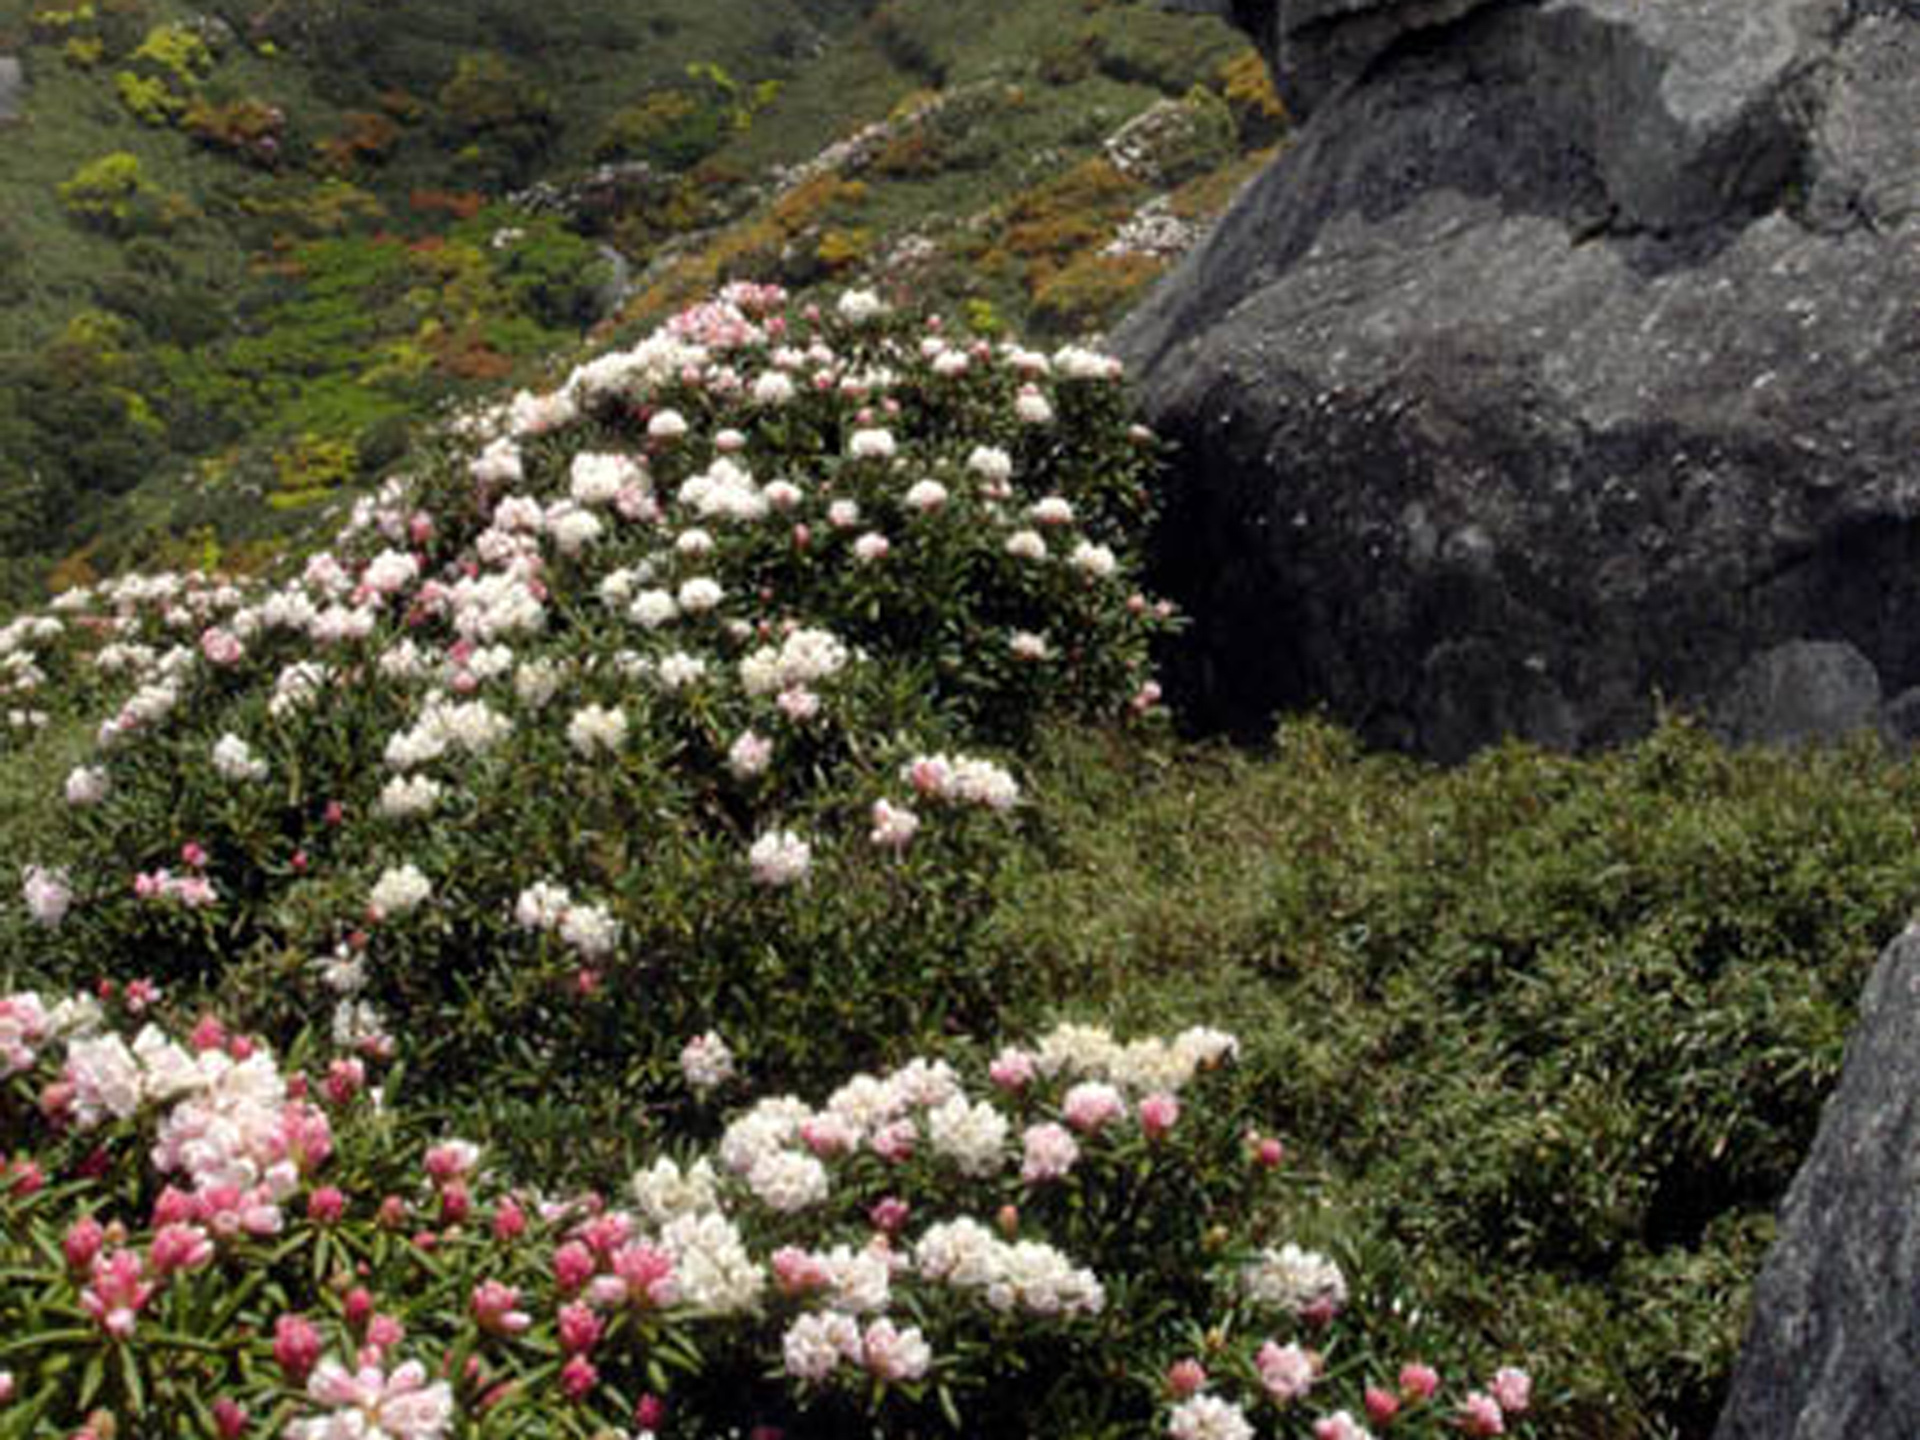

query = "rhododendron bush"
[
  {"left": 0, "top": 993, "right": 1530, "bottom": 1438},
  {"left": 5, "top": 286, "right": 1173, "bottom": 1112},
  {"left": 0, "top": 288, "right": 1543, "bottom": 1435}
]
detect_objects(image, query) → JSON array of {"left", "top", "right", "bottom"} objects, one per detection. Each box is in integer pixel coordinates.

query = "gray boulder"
[
  {"left": 1115, "top": 0, "right": 1920, "bottom": 759},
  {"left": 1715, "top": 640, "right": 1883, "bottom": 748},
  {"left": 1712, "top": 923, "right": 1920, "bottom": 1439}
]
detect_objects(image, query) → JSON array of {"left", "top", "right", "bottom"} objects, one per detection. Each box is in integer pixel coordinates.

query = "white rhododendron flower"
[
  {"left": 749, "top": 830, "right": 811, "bottom": 887},
  {"left": 681, "top": 1031, "right": 737, "bottom": 1093},
  {"left": 212, "top": 733, "right": 268, "bottom": 783},
  {"left": 1241, "top": 1243, "right": 1348, "bottom": 1319},
  {"left": 22, "top": 866, "right": 72, "bottom": 929},
  {"left": 368, "top": 865, "right": 432, "bottom": 921}
]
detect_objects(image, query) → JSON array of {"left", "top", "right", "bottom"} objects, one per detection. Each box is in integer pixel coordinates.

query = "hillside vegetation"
[
  {"left": 0, "top": 0, "right": 1276, "bottom": 599},
  {"left": 0, "top": 278, "right": 1914, "bottom": 1439}
]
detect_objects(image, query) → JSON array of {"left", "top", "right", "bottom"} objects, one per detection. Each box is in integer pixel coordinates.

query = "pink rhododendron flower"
[
  {"left": 1257, "top": 1341, "right": 1321, "bottom": 1403},
  {"left": 1312, "top": 1412, "right": 1374, "bottom": 1440},
  {"left": 1489, "top": 1368, "right": 1531, "bottom": 1414},
  {"left": 1062, "top": 1080, "right": 1126, "bottom": 1133},
  {"left": 80, "top": 1248, "right": 154, "bottom": 1338},
  {"left": 1021, "top": 1122, "right": 1081, "bottom": 1184},
  {"left": 1460, "top": 1393, "right": 1505, "bottom": 1436},
  {"left": 470, "top": 1280, "right": 531, "bottom": 1336},
  {"left": 292, "top": 1357, "right": 453, "bottom": 1440}
]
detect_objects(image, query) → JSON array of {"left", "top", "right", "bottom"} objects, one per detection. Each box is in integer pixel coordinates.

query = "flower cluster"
[
  {"left": 0, "top": 990, "right": 1541, "bottom": 1438},
  {"left": 9, "top": 286, "right": 1175, "bottom": 1112}
]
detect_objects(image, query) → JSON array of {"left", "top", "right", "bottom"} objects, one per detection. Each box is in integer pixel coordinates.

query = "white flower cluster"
[
  {"left": 513, "top": 880, "right": 622, "bottom": 959},
  {"left": 748, "top": 829, "right": 812, "bottom": 887},
  {"left": 1019, "top": 1021, "right": 1240, "bottom": 1095},
  {"left": 0, "top": 989, "right": 97, "bottom": 1077},
  {"left": 383, "top": 697, "right": 514, "bottom": 770},
  {"left": 368, "top": 864, "right": 432, "bottom": 920},
  {"left": 913, "top": 1218, "right": 1106, "bottom": 1317},
  {"left": 739, "top": 627, "right": 850, "bottom": 696},
  {"left": 680, "top": 1031, "right": 737, "bottom": 1093},
  {"left": 902, "top": 753, "right": 1020, "bottom": 811},
  {"left": 781, "top": 1312, "right": 930, "bottom": 1385},
  {"left": 211, "top": 732, "right": 268, "bottom": 783},
  {"left": 1239, "top": 1242, "right": 1349, "bottom": 1319},
  {"left": 567, "top": 702, "right": 629, "bottom": 756},
  {"left": 21, "top": 865, "right": 72, "bottom": 929}
]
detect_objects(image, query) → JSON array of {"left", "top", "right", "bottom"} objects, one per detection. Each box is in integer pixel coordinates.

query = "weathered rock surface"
[
  {"left": 1115, "top": 0, "right": 1920, "bottom": 758},
  {"left": 0, "top": 56, "right": 23, "bottom": 123},
  {"left": 1711, "top": 923, "right": 1920, "bottom": 1439}
]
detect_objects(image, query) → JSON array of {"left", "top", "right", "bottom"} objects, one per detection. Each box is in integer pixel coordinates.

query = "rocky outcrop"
[
  {"left": 1712, "top": 923, "right": 1920, "bottom": 1439},
  {"left": 1115, "top": 0, "right": 1920, "bottom": 758}
]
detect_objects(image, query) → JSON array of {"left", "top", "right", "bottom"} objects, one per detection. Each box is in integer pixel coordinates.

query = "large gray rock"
[
  {"left": 1712, "top": 923, "right": 1920, "bottom": 1439},
  {"left": 1115, "top": 0, "right": 1920, "bottom": 758}
]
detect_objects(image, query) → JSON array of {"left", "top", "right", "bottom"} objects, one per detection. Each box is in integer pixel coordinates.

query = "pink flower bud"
[
  {"left": 1399, "top": 1364, "right": 1441, "bottom": 1402},
  {"left": 307, "top": 1187, "right": 346, "bottom": 1225},
  {"left": 64, "top": 1218, "right": 106, "bottom": 1272},
  {"left": 440, "top": 1182, "right": 471, "bottom": 1225},
  {"left": 559, "top": 1354, "right": 598, "bottom": 1401},
  {"left": 365, "top": 1313, "right": 404, "bottom": 1354},
  {"left": 1167, "top": 1360, "right": 1207, "bottom": 1398},
  {"left": 869, "top": 1196, "right": 910, "bottom": 1234},
  {"left": 211, "top": 1399, "right": 247, "bottom": 1440},
  {"left": 323, "top": 1058, "right": 364, "bottom": 1107},
  {"left": 471, "top": 1280, "right": 531, "bottom": 1336},
  {"left": 557, "top": 1301, "right": 603, "bottom": 1355},
  {"left": 5, "top": 1159, "right": 44, "bottom": 1196},
  {"left": 149, "top": 1223, "right": 213, "bottom": 1275},
  {"left": 273, "top": 1314, "right": 322, "bottom": 1382},
  {"left": 1138, "top": 1093, "right": 1180, "bottom": 1140},
  {"left": 342, "top": 1287, "right": 375, "bottom": 1330},
  {"left": 151, "top": 1186, "right": 196, "bottom": 1228},
  {"left": 635, "top": 1394, "right": 666, "bottom": 1430},
  {"left": 1365, "top": 1387, "right": 1401, "bottom": 1425},
  {"left": 492, "top": 1197, "right": 527, "bottom": 1243},
  {"left": 553, "top": 1241, "right": 596, "bottom": 1294}
]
